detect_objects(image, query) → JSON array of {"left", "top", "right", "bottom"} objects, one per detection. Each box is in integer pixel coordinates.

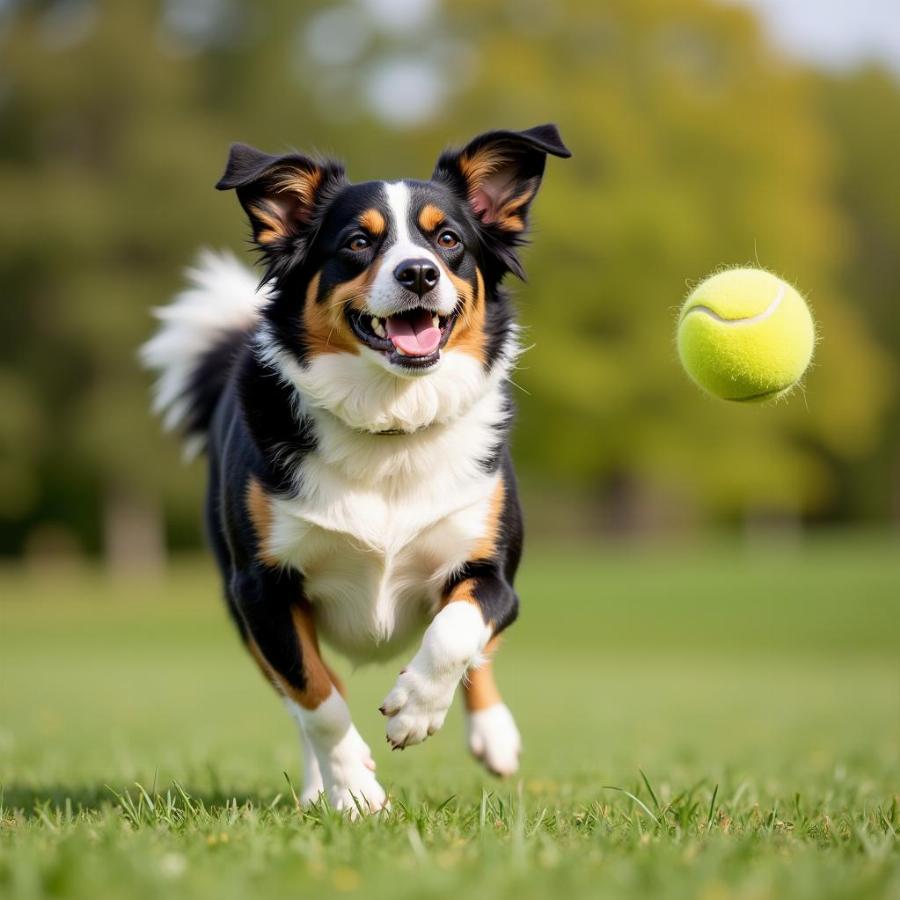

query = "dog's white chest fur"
[{"left": 264, "top": 373, "right": 507, "bottom": 663}]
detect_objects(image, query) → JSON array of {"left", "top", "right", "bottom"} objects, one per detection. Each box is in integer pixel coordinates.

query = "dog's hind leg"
[
  {"left": 297, "top": 726, "right": 325, "bottom": 805},
  {"left": 462, "top": 637, "right": 521, "bottom": 777},
  {"left": 228, "top": 476, "right": 386, "bottom": 816},
  {"left": 237, "top": 571, "right": 387, "bottom": 816},
  {"left": 290, "top": 659, "right": 346, "bottom": 806}
]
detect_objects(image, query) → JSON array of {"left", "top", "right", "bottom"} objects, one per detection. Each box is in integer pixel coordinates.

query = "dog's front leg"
[{"left": 380, "top": 568, "right": 518, "bottom": 749}]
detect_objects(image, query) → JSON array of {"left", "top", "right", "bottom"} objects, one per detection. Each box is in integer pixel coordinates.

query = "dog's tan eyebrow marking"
[
  {"left": 359, "top": 208, "right": 386, "bottom": 235},
  {"left": 418, "top": 203, "right": 445, "bottom": 232}
]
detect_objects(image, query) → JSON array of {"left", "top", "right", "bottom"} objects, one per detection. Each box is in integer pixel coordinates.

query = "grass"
[{"left": 1, "top": 533, "right": 898, "bottom": 899}]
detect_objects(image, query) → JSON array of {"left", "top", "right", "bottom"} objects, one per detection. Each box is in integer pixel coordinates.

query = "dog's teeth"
[
  {"left": 432, "top": 315, "right": 440, "bottom": 328},
  {"left": 371, "top": 317, "right": 385, "bottom": 338},
  {"left": 396, "top": 347, "right": 407, "bottom": 356}
]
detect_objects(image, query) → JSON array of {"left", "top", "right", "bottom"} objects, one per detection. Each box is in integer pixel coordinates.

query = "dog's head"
[{"left": 217, "top": 125, "right": 569, "bottom": 431}]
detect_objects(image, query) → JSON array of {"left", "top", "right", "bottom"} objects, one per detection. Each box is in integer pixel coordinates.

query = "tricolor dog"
[{"left": 142, "top": 125, "right": 570, "bottom": 814}]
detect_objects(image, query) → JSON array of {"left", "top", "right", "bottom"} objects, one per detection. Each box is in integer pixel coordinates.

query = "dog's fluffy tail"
[{"left": 140, "top": 249, "right": 270, "bottom": 457}]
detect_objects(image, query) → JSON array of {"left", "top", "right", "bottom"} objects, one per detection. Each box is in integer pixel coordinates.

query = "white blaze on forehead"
[
  {"left": 383, "top": 181, "right": 414, "bottom": 249},
  {"left": 367, "top": 181, "right": 458, "bottom": 318},
  {"left": 381, "top": 181, "right": 434, "bottom": 272}
]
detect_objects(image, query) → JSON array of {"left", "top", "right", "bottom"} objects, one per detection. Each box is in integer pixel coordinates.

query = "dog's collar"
[{"left": 366, "top": 422, "right": 437, "bottom": 437}]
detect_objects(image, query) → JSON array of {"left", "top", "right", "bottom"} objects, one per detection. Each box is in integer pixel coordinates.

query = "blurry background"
[
  {"left": 0, "top": 0, "right": 898, "bottom": 568},
  {"left": 1, "top": 6, "right": 898, "bottom": 895}
]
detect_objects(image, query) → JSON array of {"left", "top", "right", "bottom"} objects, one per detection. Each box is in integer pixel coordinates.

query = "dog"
[{"left": 142, "top": 124, "right": 570, "bottom": 814}]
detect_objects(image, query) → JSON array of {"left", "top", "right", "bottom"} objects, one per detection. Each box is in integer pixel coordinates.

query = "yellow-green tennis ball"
[{"left": 677, "top": 268, "right": 815, "bottom": 401}]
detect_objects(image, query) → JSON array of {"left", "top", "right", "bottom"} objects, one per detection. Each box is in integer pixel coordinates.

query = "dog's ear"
[
  {"left": 432, "top": 124, "right": 570, "bottom": 278},
  {"left": 216, "top": 143, "right": 345, "bottom": 262}
]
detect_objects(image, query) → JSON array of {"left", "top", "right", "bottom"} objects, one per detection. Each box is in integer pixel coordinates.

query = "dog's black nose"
[{"left": 393, "top": 259, "right": 439, "bottom": 297}]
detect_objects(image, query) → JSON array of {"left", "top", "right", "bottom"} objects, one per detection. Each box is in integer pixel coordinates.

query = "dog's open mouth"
[{"left": 348, "top": 307, "right": 457, "bottom": 369}]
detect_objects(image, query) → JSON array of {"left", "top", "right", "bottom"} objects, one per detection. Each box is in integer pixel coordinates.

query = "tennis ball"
[{"left": 677, "top": 268, "right": 815, "bottom": 401}]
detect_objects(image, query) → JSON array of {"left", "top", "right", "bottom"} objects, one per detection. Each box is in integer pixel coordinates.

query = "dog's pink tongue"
[{"left": 385, "top": 310, "right": 441, "bottom": 356}]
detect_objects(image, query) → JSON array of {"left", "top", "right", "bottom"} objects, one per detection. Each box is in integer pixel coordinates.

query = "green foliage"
[
  {"left": 0, "top": 0, "right": 897, "bottom": 554},
  {"left": 445, "top": 0, "right": 893, "bottom": 519},
  {"left": 814, "top": 67, "right": 900, "bottom": 520},
  {"left": 1, "top": 538, "right": 898, "bottom": 898}
]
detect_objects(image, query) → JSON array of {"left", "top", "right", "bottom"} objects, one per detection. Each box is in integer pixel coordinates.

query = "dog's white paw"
[
  {"left": 318, "top": 725, "right": 387, "bottom": 816},
  {"left": 380, "top": 603, "right": 491, "bottom": 749},
  {"left": 299, "top": 735, "right": 326, "bottom": 807},
  {"left": 300, "top": 779, "right": 325, "bottom": 807},
  {"left": 380, "top": 667, "right": 456, "bottom": 749},
  {"left": 467, "top": 702, "right": 521, "bottom": 777},
  {"left": 326, "top": 769, "right": 387, "bottom": 817}
]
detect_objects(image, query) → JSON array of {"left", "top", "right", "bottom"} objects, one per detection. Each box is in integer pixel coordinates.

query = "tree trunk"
[{"left": 103, "top": 485, "right": 166, "bottom": 581}]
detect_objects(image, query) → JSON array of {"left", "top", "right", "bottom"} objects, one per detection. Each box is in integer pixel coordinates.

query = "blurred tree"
[
  {"left": 0, "top": 1, "right": 240, "bottom": 562},
  {"left": 0, "top": 0, "right": 895, "bottom": 560},
  {"left": 814, "top": 67, "right": 900, "bottom": 523},
  {"left": 435, "top": 0, "right": 894, "bottom": 530}
]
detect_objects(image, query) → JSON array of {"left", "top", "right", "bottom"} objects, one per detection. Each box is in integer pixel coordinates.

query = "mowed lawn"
[{"left": 1, "top": 535, "right": 898, "bottom": 900}]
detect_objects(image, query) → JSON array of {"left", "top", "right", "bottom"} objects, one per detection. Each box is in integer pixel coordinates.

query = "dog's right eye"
[
  {"left": 346, "top": 235, "right": 371, "bottom": 252},
  {"left": 437, "top": 230, "right": 460, "bottom": 250}
]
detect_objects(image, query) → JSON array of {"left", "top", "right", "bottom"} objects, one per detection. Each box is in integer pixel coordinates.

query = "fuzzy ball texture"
[{"left": 677, "top": 268, "right": 816, "bottom": 402}]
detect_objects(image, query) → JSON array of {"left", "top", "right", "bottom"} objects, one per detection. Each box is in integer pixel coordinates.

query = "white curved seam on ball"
[{"left": 684, "top": 282, "right": 785, "bottom": 326}]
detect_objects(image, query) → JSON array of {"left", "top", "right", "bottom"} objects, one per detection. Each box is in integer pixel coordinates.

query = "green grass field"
[{"left": 1, "top": 535, "right": 898, "bottom": 899}]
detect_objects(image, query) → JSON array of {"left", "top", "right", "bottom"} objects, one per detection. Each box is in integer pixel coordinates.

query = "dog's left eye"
[
  {"left": 346, "top": 235, "right": 371, "bottom": 252},
  {"left": 437, "top": 230, "right": 460, "bottom": 250}
]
